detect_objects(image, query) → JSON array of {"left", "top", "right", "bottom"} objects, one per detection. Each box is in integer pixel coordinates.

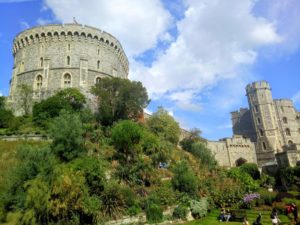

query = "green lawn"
[{"left": 184, "top": 209, "right": 293, "bottom": 225}]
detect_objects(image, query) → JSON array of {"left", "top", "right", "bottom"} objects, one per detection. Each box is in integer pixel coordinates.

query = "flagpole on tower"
[{"left": 73, "top": 17, "right": 78, "bottom": 24}]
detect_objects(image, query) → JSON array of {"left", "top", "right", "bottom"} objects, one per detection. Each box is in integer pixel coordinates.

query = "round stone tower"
[
  {"left": 8, "top": 23, "right": 129, "bottom": 112},
  {"left": 246, "top": 81, "right": 283, "bottom": 165}
]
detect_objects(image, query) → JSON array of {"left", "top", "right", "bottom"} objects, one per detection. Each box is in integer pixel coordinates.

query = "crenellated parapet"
[
  {"left": 12, "top": 24, "right": 129, "bottom": 74},
  {"left": 246, "top": 80, "right": 271, "bottom": 94}
]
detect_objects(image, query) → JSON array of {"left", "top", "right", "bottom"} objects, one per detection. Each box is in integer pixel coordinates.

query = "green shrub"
[
  {"left": 171, "top": 161, "right": 198, "bottom": 197},
  {"left": 127, "top": 205, "right": 142, "bottom": 216},
  {"left": 227, "top": 167, "right": 259, "bottom": 192},
  {"left": 259, "top": 190, "right": 276, "bottom": 206},
  {"left": 173, "top": 204, "right": 188, "bottom": 220},
  {"left": 146, "top": 203, "right": 163, "bottom": 223},
  {"left": 190, "top": 198, "right": 208, "bottom": 219},
  {"left": 239, "top": 163, "right": 260, "bottom": 180}
]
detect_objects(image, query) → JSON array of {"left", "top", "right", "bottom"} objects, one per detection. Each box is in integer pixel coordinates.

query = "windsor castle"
[{"left": 6, "top": 24, "right": 300, "bottom": 169}]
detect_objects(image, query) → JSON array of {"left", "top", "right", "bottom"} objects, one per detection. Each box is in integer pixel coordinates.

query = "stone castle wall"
[
  {"left": 207, "top": 135, "right": 257, "bottom": 167},
  {"left": 9, "top": 24, "right": 129, "bottom": 112}
]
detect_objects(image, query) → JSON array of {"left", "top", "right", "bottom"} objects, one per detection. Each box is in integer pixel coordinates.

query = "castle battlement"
[
  {"left": 246, "top": 80, "right": 271, "bottom": 93},
  {"left": 13, "top": 24, "right": 128, "bottom": 74}
]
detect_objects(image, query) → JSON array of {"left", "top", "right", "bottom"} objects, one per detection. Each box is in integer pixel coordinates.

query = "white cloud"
[
  {"left": 254, "top": 0, "right": 300, "bottom": 54},
  {"left": 131, "top": 0, "right": 281, "bottom": 107},
  {"left": 44, "top": 0, "right": 173, "bottom": 56},
  {"left": 20, "top": 21, "right": 30, "bottom": 29},
  {"left": 36, "top": 18, "right": 53, "bottom": 25},
  {"left": 292, "top": 91, "right": 300, "bottom": 104},
  {"left": 0, "top": 91, "right": 3, "bottom": 97}
]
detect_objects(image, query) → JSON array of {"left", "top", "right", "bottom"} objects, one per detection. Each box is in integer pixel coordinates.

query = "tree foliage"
[
  {"left": 190, "top": 142, "right": 218, "bottom": 170},
  {"left": 33, "top": 88, "right": 86, "bottom": 125},
  {"left": 17, "top": 84, "right": 33, "bottom": 116},
  {"left": 0, "top": 97, "right": 14, "bottom": 129},
  {"left": 92, "top": 77, "right": 149, "bottom": 126},
  {"left": 146, "top": 107, "right": 181, "bottom": 145},
  {"left": 49, "top": 111, "right": 85, "bottom": 161},
  {"left": 171, "top": 160, "right": 198, "bottom": 196}
]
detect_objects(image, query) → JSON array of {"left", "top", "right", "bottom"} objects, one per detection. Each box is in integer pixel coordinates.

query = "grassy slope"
[{"left": 184, "top": 209, "right": 293, "bottom": 225}]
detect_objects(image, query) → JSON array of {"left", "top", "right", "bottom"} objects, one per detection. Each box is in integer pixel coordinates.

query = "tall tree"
[
  {"left": 146, "top": 107, "right": 181, "bottom": 145},
  {"left": 92, "top": 77, "right": 149, "bottom": 126},
  {"left": 17, "top": 84, "right": 32, "bottom": 116}
]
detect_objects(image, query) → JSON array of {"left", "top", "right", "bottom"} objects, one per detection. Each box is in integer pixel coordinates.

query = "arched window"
[
  {"left": 259, "top": 129, "right": 264, "bottom": 136},
  {"left": 67, "top": 56, "right": 70, "bottom": 66},
  {"left": 40, "top": 57, "right": 44, "bottom": 67},
  {"left": 95, "top": 77, "right": 101, "bottom": 84},
  {"left": 97, "top": 48, "right": 100, "bottom": 55},
  {"left": 68, "top": 43, "right": 71, "bottom": 51},
  {"left": 282, "top": 117, "right": 287, "bottom": 124},
  {"left": 97, "top": 60, "right": 100, "bottom": 69},
  {"left": 63, "top": 73, "right": 71, "bottom": 87},
  {"left": 288, "top": 140, "right": 293, "bottom": 146},
  {"left": 36, "top": 75, "right": 43, "bottom": 89},
  {"left": 285, "top": 128, "right": 291, "bottom": 136},
  {"left": 254, "top": 105, "right": 258, "bottom": 113}
]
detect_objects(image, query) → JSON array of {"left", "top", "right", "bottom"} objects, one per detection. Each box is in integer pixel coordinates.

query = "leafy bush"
[
  {"left": 260, "top": 173, "right": 275, "bottom": 187},
  {"left": 33, "top": 88, "right": 86, "bottom": 126},
  {"left": 146, "top": 203, "right": 163, "bottom": 223},
  {"left": 190, "top": 198, "right": 208, "bottom": 219},
  {"left": 101, "top": 182, "right": 126, "bottom": 219},
  {"left": 49, "top": 111, "right": 85, "bottom": 161},
  {"left": 173, "top": 204, "right": 188, "bottom": 220},
  {"left": 146, "top": 107, "right": 181, "bottom": 145},
  {"left": 258, "top": 189, "right": 276, "bottom": 206},
  {"left": 171, "top": 161, "right": 198, "bottom": 197},
  {"left": 227, "top": 167, "right": 259, "bottom": 192},
  {"left": 111, "top": 120, "right": 142, "bottom": 164},
  {"left": 190, "top": 142, "right": 218, "bottom": 170},
  {"left": 239, "top": 163, "right": 260, "bottom": 180}
]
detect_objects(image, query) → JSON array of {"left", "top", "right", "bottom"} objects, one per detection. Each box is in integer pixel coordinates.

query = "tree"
[
  {"left": 92, "top": 77, "right": 149, "bottom": 126},
  {"left": 190, "top": 142, "right": 218, "bottom": 170},
  {"left": 111, "top": 120, "right": 143, "bottom": 164},
  {"left": 171, "top": 160, "right": 198, "bottom": 196},
  {"left": 17, "top": 84, "right": 33, "bottom": 116},
  {"left": 239, "top": 163, "right": 260, "bottom": 180},
  {"left": 0, "top": 97, "right": 14, "bottom": 129},
  {"left": 180, "top": 128, "right": 203, "bottom": 151},
  {"left": 49, "top": 110, "right": 85, "bottom": 161},
  {"left": 146, "top": 107, "right": 181, "bottom": 145},
  {"left": 33, "top": 88, "right": 86, "bottom": 125}
]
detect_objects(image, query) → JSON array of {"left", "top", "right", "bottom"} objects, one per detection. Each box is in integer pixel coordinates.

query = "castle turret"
[{"left": 246, "top": 81, "right": 282, "bottom": 166}]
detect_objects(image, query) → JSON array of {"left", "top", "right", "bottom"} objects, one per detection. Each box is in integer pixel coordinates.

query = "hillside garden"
[{"left": 0, "top": 77, "right": 299, "bottom": 225}]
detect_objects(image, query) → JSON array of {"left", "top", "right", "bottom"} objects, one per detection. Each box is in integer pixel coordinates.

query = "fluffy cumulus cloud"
[
  {"left": 44, "top": 0, "right": 173, "bottom": 56},
  {"left": 254, "top": 0, "right": 300, "bottom": 54},
  {"left": 132, "top": 0, "right": 281, "bottom": 110}
]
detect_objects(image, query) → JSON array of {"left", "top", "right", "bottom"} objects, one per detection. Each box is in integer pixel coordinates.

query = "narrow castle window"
[
  {"left": 95, "top": 77, "right": 101, "bottom": 84},
  {"left": 67, "top": 56, "right": 70, "bottom": 66},
  {"left": 97, "top": 48, "right": 100, "bottom": 55},
  {"left": 282, "top": 117, "right": 287, "bottom": 124},
  {"left": 298, "top": 128, "right": 300, "bottom": 135},
  {"left": 281, "top": 106, "right": 284, "bottom": 113},
  {"left": 68, "top": 43, "right": 71, "bottom": 51},
  {"left": 40, "top": 57, "right": 44, "bottom": 67},
  {"left": 36, "top": 75, "right": 43, "bottom": 89},
  {"left": 97, "top": 60, "right": 100, "bottom": 69},
  {"left": 262, "top": 142, "right": 267, "bottom": 150},
  {"left": 259, "top": 129, "right": 264, "bottom": 136},
  {"left": 257, "top": 117, "right": 261, "bottom": 124},
  {"left": 285, "top": 128, "right": 291, "bottom": 136},
  {"left": 254, "top": 105, "right": 258, "bottom": 113},
  {"left": 288, "top": 140, "right": 293, "bottom": 146},
  {"left": 63, "top": 73, "right": 71, "bottom": 87}
]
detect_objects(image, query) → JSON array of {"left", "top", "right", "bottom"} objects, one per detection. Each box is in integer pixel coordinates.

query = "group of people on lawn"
[{"left": 218, "top": 203, "right": 298, "bottom": 224}]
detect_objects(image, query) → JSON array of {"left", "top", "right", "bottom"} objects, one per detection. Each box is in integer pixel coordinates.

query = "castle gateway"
[{"left": 8, "top": 23, "right": 129, "bottom": 113}]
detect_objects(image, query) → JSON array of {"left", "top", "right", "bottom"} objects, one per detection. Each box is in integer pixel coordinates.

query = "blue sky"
[{"left": 0, "top": 0, "right": 300, "bottom": 140}]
